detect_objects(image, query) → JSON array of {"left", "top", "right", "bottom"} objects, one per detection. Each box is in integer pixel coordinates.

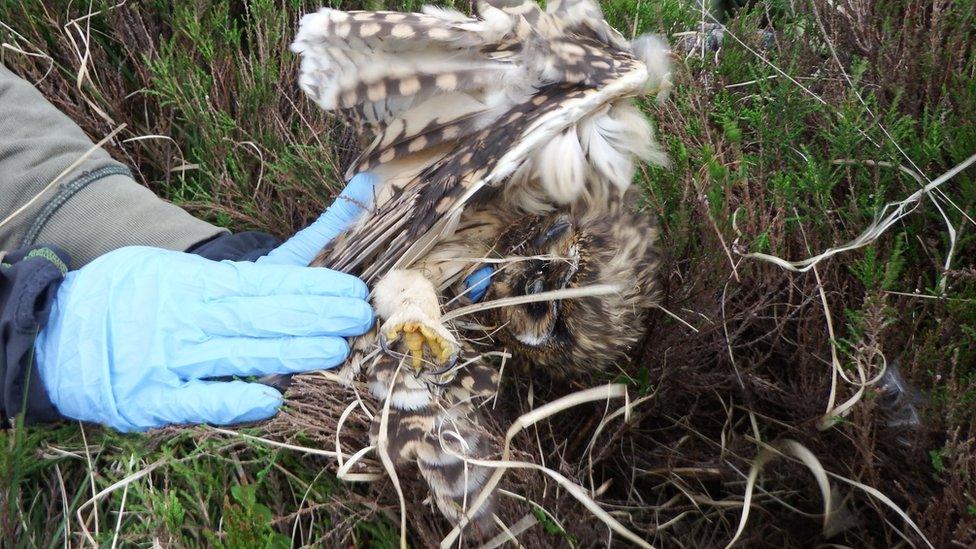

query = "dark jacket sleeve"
[
  {"left": 0, "top": 233, "right": 279, "bottom": 427},
  {"left": 187, "top": 231, "right": 280, "bottom": 262},
  {"left": 0, "top": 246, "right": 70, "bottom": 426}
]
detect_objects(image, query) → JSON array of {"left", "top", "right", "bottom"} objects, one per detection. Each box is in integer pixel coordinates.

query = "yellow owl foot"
[{"left": 380, "top": 317, "right": 458, "bottom": 373}]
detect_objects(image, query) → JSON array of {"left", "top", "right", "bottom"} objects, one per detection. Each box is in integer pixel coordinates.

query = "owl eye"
[{"left": 533, "top": 218, "right": 572, "bottom": 247}]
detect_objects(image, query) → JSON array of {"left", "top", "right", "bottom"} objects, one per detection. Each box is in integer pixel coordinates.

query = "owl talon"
[
  {"left": 378, "top": 330, "right": 392, "bottom": 354},
  {"left": 379, "top": 316, "right": 458, "bottom": 373},
  {"left": 429, "top": 353, "right": 460, "bottom": 377}
]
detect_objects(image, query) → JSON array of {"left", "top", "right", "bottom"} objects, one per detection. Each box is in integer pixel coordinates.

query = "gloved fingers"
[
  {"left": 172, "top": 335, "right": 350, "bottom": 379},
  {"left": 130, "top": 380, "right": 284, "bottom": 428},
  {"left": 462, "top": 265, "right": 496, "bottom": 302},
  {"left": 257, "top": 172, "right": 379, "bottom": 266},
  {"left": 196, "top": 294, "right": 374, "bottom": 338},
  {"left": 220, "top": 260, "right": 368, "bottom": 299}
]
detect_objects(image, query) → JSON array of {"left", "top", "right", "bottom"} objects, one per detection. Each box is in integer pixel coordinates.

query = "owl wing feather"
[
  {"left": 546, "top": 0, "right": 629, "bottom": 48},
  {"left": 291, "top": 5, "right": 530, "bottom": 180},
  {"left": 318, "top": 63, "right": 652, "bottom": 283},
  {"left": 296, "top": 3, "right": 668, "bottom": 279}
]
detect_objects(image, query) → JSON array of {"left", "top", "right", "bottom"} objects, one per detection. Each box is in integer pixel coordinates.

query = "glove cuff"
[
  {"left": 187, "top": 231, "right": 280, "bottom": 262},
  {"left": 0, "top": 245, "right": 69, "bottom": 427}
]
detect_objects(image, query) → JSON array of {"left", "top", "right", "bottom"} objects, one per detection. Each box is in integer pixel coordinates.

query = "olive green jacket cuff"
[{"left": 0, "top": 63, "right": 225, "bottom": 268}]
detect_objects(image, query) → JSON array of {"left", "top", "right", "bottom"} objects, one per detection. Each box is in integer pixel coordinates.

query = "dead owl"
[{"left": 290, "top": 0, "right": 670, "bottom": 529}]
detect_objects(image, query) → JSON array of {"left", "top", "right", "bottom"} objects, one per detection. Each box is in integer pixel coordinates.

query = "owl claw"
[
  {"left": 429, "top": 353, "right": 460, "bottom": 377},
  {"left": 378, "top": 329, "right": 392, "bottom": 354},
  {"left": 381, "top": 317, "right": 458, "bottom": 373}
]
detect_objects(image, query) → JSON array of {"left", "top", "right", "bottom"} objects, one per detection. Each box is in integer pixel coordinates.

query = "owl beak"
[
  {"left": 524, "top": 276, "right": 553, "bottom": 321},
  {"left": 525, "top": 277, "right": 545, "bottom": 295}
]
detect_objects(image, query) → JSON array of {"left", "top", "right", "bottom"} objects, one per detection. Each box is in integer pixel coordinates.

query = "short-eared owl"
[{"left": 291, "top": 0, "right": 669, "bottom": 528}]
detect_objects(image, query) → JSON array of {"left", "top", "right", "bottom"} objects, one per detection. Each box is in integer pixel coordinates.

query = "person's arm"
[
  {"left": 0, "top": 231, "right": 284, "bottom": 427},
  {"left": 0, "top": 175, "right": 380, "bottom": 430},
  {"left": 0, "top": 58, "right": 382, "bottom": 430},
  {"left": 0, "top": 64, "right": 226, "bottom": 268}
]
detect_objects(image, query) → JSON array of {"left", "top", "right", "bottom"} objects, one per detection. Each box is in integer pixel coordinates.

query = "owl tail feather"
[{"left": 368, "top": 354, "right": 501, "bottom": 528}]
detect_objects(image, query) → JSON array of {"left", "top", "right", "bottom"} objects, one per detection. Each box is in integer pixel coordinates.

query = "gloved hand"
[
  {"left": 258, "top": 172, "right": 377, "bottom": 266},
  {"left": 34, "top": 174, "right": 379, "bottom": 432}
]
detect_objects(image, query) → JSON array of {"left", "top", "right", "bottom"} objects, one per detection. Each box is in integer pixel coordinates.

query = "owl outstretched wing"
[
  {"left": 293, "top": 0, "right": 670, "bottom": 281},
  {"left": 291, "top": 1, "right": 670, "bottom": 534}
]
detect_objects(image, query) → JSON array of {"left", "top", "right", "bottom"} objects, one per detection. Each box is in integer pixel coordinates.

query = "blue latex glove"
[
  {"left": 33, "top": 174, "right": 380, "bottom": 432},
  {"left": 258, "top": 172, "right": 377, "bottom": 266}
]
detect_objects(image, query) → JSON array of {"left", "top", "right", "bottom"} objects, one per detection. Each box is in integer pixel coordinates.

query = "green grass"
[{"left": 2, "top": 0, "right": 975, "bottom": 546}]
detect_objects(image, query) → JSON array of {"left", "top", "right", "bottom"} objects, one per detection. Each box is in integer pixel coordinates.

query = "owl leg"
[{"left": 373, "top": 269, "right": 458, "bottom": 372}]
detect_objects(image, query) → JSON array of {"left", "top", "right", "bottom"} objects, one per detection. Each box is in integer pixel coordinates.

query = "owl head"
[{"left": 481, "top": 195, "right": 662, "bottom": 378}]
